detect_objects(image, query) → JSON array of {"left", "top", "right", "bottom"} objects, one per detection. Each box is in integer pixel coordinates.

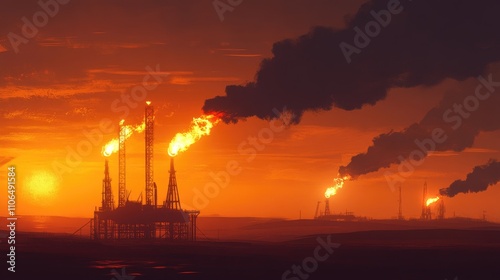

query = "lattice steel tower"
[
  {"left": 421, "top": 181, "right": 431, "bottom": 220},
  {"left": 437, "top": 199, "right": 445, "bottom": 219},
  {"left": 145, "top": 102, "right": 154, "bottom": 206},
  {"left": 101, "top": 159, "right": 114, "bottom": 211},
  {"left": 398, "top": 184, "right": 404, "bottom": 220},
  {"left": 324, "top": 198, "right": 330, "bottom": 215},
  {"left": 166, "top": 158, "right": 181, "bottom": 210},
  {"left": 118, "top": 121, "right": 126, "bottom": 207}
]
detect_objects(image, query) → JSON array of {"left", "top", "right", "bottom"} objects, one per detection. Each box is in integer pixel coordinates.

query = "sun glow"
[{"left": 25, "top": 171, "right": 59, "bottom": 204}]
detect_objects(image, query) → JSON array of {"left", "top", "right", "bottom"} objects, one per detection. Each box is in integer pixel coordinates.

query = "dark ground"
[{"left": 2, "top": 223, "right": 500, "bottom": 280}]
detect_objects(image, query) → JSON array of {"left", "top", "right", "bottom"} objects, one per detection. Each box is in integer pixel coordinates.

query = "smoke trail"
[
  {"left": 440, "top": 160, "right": 500, "bottom": 197},
  {"left": 203, "top": 0, "right": 500, "bottom": 123},
  {"left": 338, "top": 78, "right": 500, "bottom": 178}
]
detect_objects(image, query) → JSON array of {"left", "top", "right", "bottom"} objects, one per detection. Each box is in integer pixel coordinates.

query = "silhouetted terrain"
[{"left": 2, "top": 217, "right": 500, "bottom": 279}]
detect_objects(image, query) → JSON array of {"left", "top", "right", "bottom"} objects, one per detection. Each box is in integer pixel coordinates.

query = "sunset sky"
[{"left": 1, "top": 0, "right": 499, "bottom": 221}]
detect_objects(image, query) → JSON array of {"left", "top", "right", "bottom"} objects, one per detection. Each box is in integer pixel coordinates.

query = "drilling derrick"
[
  {"left": 145, "top": 102, "right": 154, "bottom": 206},
  {"left": 421, "top": 181, "right": 431, "bottom": 220},
  {"left": 314, "top": 201, "right": 321, "bottom": 219},
  {"left": 101, "top": 159, "right": 114, "bottom": 211},
  {"left": 398, "top": 184, "right": 404, "bottom": 220},
  {"left": 166, "top": 158, "right": 181, "bottom": 210},
  {"left": 118, "top": 121, "right": 126, "bottom": 207},
  {"left": 324, "top": 198, "right": 330, "bottom": 216},
  {"left": 437, "top": 199, "right": 445, "bottom": 219}
]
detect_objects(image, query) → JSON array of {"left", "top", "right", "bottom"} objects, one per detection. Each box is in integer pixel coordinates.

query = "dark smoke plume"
[
  {"left": 339, "top": 79, "right": 500, "bottom": 178},
  {"left": 203, "top": 0, "right": 500, "bottom": 123},
  {"left": 440, "top": 160, "right": 500, "bottom": 197}
]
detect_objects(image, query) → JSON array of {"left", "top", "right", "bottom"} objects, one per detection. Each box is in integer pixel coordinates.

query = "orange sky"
[{"left": 0, "top": 0, "right": 499, "bottom": 221}]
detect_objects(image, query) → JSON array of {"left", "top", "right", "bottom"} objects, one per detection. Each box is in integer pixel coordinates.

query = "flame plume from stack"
[
  {"left": 324, "top": 176, "right": 350, "bottom": 199},
  {"left": 426, "top": 196, "right": 440, "bottom": 207},
  {"left": 102, "top": 120, "right": 146, "bottom": 157},
  {"left": 167, "top": 114, "right": 221, "bottom": 157}
]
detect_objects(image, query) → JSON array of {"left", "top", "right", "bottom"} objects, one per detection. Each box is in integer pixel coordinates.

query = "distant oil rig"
[
  {"left": 420, "top": 181, "right": 445, "bottom": 220},
  {"left": 314, "top": 181, "right": 446, "bottom": 221},
  {"left": 91, "top": 102, "right": 199, "bottom": 241},
  {"left": 314, "top": 199, "right": 367, "bottom": 221}
]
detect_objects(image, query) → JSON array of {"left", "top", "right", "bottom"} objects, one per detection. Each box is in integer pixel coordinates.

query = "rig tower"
[
  {"left": 118, "top": 121, "right": 126, "bottom": 207},
  {"left": 145, "top": 102, "right": 154, "bottom": 206},
  {"left": 314, "top": 201, "right": 321, "bottom": 219},
  {"left": 421, "top": 181, "right": 431, "bottom": 220},
  {"left": 324, "top": 198, "right": 330, "bottom": 216},
  {"left": 101, "top": 159, "right": 114, "bottom": 211},
  {"left": 398, "top": 184, "right": 404, "bottom": 220},
  {"left": 437, "top": 198, "right": 445, "bottom": 219},
  {"left": 166, "top": 158, "right": 182, "bottom": 210}
]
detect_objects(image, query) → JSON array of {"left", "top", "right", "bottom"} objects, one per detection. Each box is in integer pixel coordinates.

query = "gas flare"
[
  {"left": 324, "top": 176, "right": 350, "bottom": 198},
  {"left": 426, "top": 196, "right": 440, "bottom": 207},
  {"left": 102, "top": 119, "right": 146, "bottom": 157},
  {"left": 168, "top": 114, "right": 221, "bottom": 157}
]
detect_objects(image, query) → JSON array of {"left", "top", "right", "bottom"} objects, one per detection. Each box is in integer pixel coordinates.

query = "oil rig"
[
  {"left": 421, "top": 181, "right": 432, "bottom": 220},
  {"left": 314, "top": 198, "right": 364, "bottom": 221},
  {"left": 91, "top": 102, "right": 199, "bottom": 241},
  {"left": 420, "top": 181, "right": 445, "bottom": 220}
]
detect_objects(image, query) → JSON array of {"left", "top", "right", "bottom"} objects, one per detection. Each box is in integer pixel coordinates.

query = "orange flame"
[
  {"left": 324, "top": 176, "right": 350, "bottom": 198},
  {"left": 426, "top": 196, "right": 440, "bottom": 207},
  {"left": 102, "top": 119, "right": 146, "bottom": 157},
  {"left": 168, "top": 114, "right": 220, "bottom": 157}
]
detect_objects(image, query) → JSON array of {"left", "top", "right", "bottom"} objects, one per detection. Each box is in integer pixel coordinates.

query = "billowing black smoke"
[
  {"left": 203, "top": 0, "right": 500, "bottom": 123},
  {"left": 439, "top": 160, "right": 500, "bottom": 197},
  {"left": 339, "top": 77, "right": 500, "bottom": 178}
]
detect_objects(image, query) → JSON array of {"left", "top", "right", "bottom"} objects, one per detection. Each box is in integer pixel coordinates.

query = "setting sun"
[{"left": 25, "top": 171, "right": 59, "bottom": 204}]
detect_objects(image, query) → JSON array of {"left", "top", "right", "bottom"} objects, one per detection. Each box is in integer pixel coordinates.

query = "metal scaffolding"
[
  {"left": 421, "top": 181, "right": 431, "bottom": 220},
  {"left": 398, "top": 184, "right": 404, "bottom": 220},
  {"left": 118, "top": 121, "right": 126, "bottom": 207},
  {"left": 166, "top": 158, "right": 181, "bottom": 210},
  {"left": 145, "top": 103, "right": 154, "bottom": 206},
  {"left": 101, "top": 159, "right": 114, "bottom": 211},
  {"left": 437, "top": 199, "right": 445, "bottom": 220},
  {"left": 324, "top": 198, "right": 330, "bottom": 216}
]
